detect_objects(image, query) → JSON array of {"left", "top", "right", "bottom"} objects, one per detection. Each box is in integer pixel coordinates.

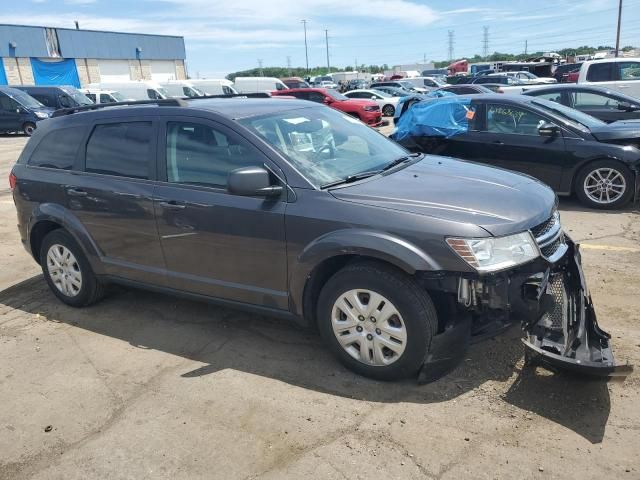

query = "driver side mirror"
[
  {"left": 538, "top": 123, "right": 560, "bottom": 137},
  {"left": 227, "top": 166, "right": 283, "bottom": 197},
  {"left": 617, "top": 101, "right": 638, "bottom": 112}
]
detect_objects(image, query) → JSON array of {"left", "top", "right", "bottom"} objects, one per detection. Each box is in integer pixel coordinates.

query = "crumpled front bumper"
[
  {"left": 418, "top": 238, "right": 633, "bottom": 383},
  {"left": 521, "top": 240, "right": 633, "bottom": 377}
]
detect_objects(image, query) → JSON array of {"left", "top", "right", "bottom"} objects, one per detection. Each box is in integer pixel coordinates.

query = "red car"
[{"left": 272, "top": 88, "right": 383, "bottom": 126}]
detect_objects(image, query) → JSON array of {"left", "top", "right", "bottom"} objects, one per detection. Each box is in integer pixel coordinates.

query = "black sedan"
[
  {"left": 392, "top": 94, "right": 640, "bottom": 209},
  {"left": 523, "top": 84, "right": 640, "bottom": 123}
]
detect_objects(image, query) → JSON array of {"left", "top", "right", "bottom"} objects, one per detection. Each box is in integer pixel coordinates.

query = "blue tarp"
[
  {"left": 393, "top": 97, "right": 474, "bottom": 141},
  {"left": 0, "top": 62, "right": 7, "bottom": 85},
  {"left": 30, "top": 58, "right": 80, "bottom": 87}
]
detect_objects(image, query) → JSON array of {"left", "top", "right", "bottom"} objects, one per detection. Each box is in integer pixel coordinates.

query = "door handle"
[
  {"left": 67, "top": 188, "right": 88, "bottom": 197},
  {"left": 114, "top": 192, "right": 141, "bottom": 199},
  {"left": 493, "top": 141, "right": 505, "bottom": 145},
  {"left": 159, "top": 200, "right": 186, "bottom": 210}
]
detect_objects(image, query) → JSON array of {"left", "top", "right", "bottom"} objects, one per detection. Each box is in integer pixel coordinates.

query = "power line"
[{"left": 448, "top": 30, "right": 455, "bottom": 61}]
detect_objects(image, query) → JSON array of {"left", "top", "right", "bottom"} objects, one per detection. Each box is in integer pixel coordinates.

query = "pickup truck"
[{"left": 577, "top": 57, "right": 640, "bottom": 98}]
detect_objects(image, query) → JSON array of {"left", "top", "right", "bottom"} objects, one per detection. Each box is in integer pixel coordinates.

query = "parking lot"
[{"left": 1, "top": 134, "right": 639, "bottom": 479}]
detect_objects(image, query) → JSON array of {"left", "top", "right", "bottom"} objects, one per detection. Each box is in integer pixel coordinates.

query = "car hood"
[
  {"left": 590, "top": 120, "right": 640, "bottom": 142},
  {"left": 330, "top": 155, "right": 556, "bottom": 236}
]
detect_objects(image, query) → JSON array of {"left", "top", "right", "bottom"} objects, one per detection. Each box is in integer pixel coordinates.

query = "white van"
[
  {"left": 85, "top": 81, "right": 168, "bottom": 100},
  {"left": 233, "top": 77, "right": 289, "bottom": 94},
  {"left": 403, "top": 76, "right": 446, "bottom": 91},
  {"left": 80, "top": 88, "right": 129, "bottom": 104},
  {"left": 159, "top": 81, "right": 205, "bottom": 98},
  {"left": 189, "top": 79, "right": 238, "bottom": 95}
]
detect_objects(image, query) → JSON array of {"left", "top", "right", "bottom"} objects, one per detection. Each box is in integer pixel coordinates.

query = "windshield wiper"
[
  {"left": 382, "top": 152, "right": 423, "bottom": 171},
  {"left": 320, "top": 170, "right": 382, "bottom": 189}
]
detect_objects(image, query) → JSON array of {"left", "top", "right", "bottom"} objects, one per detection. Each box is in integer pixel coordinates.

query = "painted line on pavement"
[{"left": 580, "top": 244, "right": 640, "bottom": 253}]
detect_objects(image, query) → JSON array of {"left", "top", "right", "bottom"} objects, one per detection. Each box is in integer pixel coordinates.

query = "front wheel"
[
  {"left": 22, "top": 122, "right": 36, "bottom": 136},
  {"left": 382, "top": 104, "right": 396, "bottom": 117},
  {"left": 575, "top": 160, "right": 634, "bottom": 209},
  {"left": 317, "top": 262, "right": 438, "bottom": 380}
]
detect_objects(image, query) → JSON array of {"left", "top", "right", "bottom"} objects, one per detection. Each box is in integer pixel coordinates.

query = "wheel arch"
[
  {"left": 571, "top": 156, "right": 635, "bottom": 195},
  {"left": 28, "top": 205, "right": 103, "bottom": 272},
  {"left": 290, "top": 229, "right": 441, "bottom": 325}
]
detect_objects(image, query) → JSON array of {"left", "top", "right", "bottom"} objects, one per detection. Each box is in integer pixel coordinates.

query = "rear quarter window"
[{"left": 28, "top": 127, "right": 85, "bottom": 170}]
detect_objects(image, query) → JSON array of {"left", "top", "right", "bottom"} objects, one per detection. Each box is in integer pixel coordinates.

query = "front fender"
[
  {"left": 29, "top": 204, "right": 105, "bottom": 274},
  {"left": 289, "top": 228, "right": 441, "bottom": 318}
]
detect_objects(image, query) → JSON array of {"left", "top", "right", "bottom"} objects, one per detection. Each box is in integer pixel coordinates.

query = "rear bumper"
[{"left": 418, "top": 238, "right": 633, "bottom": 382}]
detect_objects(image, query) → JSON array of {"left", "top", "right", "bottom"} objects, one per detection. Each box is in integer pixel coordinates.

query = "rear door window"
[
  {"left": 29, "top": 127, "right": 85, "bottom": 170},
  {"left": 586, "top": 63, "right": 616, "bottom": 82},
  {"left": 0, "top": 94, "right": 19, "bottom": 111},
  {"left": 85, "top": 122, "right": 153, "bottom": 179},
  {"left": 307, "top": 92, "right": 326, "bottom": 103}
]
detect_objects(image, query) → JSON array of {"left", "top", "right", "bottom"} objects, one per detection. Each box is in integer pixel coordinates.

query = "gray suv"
[{"left": 9, "top": 97, "right": 631, "bottom": 381}]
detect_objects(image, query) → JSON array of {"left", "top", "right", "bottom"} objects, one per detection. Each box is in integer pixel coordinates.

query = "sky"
[{"left": 3, "top": 0, "right": 640, "bottom": 78}]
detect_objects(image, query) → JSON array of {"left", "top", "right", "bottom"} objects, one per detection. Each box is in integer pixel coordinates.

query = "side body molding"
[{"left": 289, "top": 228, "right": 441, "bottom": 319}]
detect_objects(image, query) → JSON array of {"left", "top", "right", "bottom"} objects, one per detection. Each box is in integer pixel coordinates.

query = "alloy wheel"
[
  {"left": 46, "top": 244, "right": 82, "bottom": 297},
  {"left": 331, "top": 289, "right": 407, "bottom": 366},
  {"left": 583, "top": 168, "right": 626, "bottom": 205}
]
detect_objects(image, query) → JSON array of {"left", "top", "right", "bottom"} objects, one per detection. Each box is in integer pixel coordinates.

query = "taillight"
[{"left": 9, "top": 172, "right": 17, "bottom": 191}]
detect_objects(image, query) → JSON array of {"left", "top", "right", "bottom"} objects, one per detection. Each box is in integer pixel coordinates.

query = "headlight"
[
  {"left": 446, "top": 232, "right": 539, "bottom": 272},
  {"left": 363, "top": 105, "right": 379, "bottom": 111},
  {"left": 34, "top": 111, "right": 50, "bottom": 119}
]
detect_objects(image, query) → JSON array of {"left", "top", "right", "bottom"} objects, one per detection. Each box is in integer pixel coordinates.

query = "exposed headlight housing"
[
  {"left": 446, "top": 232, "right": 539, "bottom": 273},
  {"left": 363, "top": 105, "right": 379, "bottom": 111},
  {"left": 34, "top": 111, "right": 50, "bottom": 119}
]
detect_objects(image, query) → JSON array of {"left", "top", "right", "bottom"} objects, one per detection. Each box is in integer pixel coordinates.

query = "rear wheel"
[
  {"left": 40, "top": 230, "right": 105, "bottom": 307},
  {"left": 382, "top": 104, "right": 396, "bottom": 116},
  {"left": 575, "top": 160, "right": 634, "bottom": 209},
  {"left": 22, "top": 122, "right": 36, "bottom": 136},
  {"left": 317, "top": 261, "right": 437, "bottom": 380}
]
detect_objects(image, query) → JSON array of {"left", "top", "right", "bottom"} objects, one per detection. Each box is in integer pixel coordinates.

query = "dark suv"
[{"left": 9, "top": 97, "right": 630, "bottom": 381}]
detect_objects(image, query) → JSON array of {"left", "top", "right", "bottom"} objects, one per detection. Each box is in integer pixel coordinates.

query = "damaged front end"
[{"left": 418, "top": 212, "right": 633, "bottom": 383}]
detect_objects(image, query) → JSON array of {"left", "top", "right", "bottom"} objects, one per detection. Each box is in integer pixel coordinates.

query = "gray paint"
[{"left": 0, "top": 24, "right": 185, "bottom": 60}]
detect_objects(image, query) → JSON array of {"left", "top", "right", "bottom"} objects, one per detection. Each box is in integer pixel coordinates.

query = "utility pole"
[
  {"left": 448, "top": 30, "right": 455, "bottom": 62},
  {"left": 482, "top": 26, "right": 489, "bottom": 59},
  {"left": 615, "top": 0, "right": 623, "bottom": 57},
  {"left": 301, "top": 19, "right": 309, "bottom": 73},
  {"left": 325, "top": 29, "right": 330, "bottom": 72},
  {"left": 355, "top": 58, "right": 358, "bottom": 78},
  {"left": 257, "top": 59, "right": 263, "bottom": 77},
  {"left": 423, "top": 53, "right": 427, "bottom": 64},
  {"left": 525, "top": 40, "right": 528, "bottom": 55},
  {"left": 286, "top": 56, "right": 292, "bottom": 76}
]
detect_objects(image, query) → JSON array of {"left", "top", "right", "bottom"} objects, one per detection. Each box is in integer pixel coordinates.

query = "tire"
[
  {"left": 40, "top": 230, "right": 105, "bottom": 307},
  {"left": 22, "top": 122, "right": 36, "bottom": 137},
  {"left": 382, "top": 104, "right": 395, "bottom": 117},
  {"left": 317, "top": 261, "right": 438, "bottom": 381},
  {"left": 575, "top": 160, "right": 635, "bottom": 209}
]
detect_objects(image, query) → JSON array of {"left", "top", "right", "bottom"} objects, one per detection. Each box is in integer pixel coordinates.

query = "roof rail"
[
  {"left": 187, "top": 92, "right": 272, "bottom": 100},
  {"left": 51, "top": 98, "right": 188, "bottom": 118}
]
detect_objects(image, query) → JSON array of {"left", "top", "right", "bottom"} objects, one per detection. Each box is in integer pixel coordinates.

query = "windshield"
[
  {"left": 239, "top": 107, "right": 408, "bottom": 187},
  {"left": 531, "top": 98, "right": 606, "bottom": 130},
  {"left": 110, "top": 91, "right": 127, "bottom": 102},
  {"left": 184, "top": 86, "right": 205, "bottom": 97},
  {"left": 399, "top": 81, "right": 416, "bottom": 90},
  {"left": 372, "top": 90, "right": 391, "bottom": 98},
  {"left": 8, "top": 89, "right": 44, "bottom": 108},
  {"left": 62, "top": 88, "right": 93, "bottom": 105},
  {"left": 521, "top": 72, "right": 537, "bottom": 79},
  {"left": 326, "top": 89, "right": 348, "bottom": 101}
]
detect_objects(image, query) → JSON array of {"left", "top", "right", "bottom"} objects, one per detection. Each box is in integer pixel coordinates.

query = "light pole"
[
  {"left": 301, "top": 19, "right": 309, "bottom": 73},
  {"left": 325, "top": 29, "right": 330, "bottom": 72},
  {"left": 615, "top": 0, "right": 623, "bottom": 57}
]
